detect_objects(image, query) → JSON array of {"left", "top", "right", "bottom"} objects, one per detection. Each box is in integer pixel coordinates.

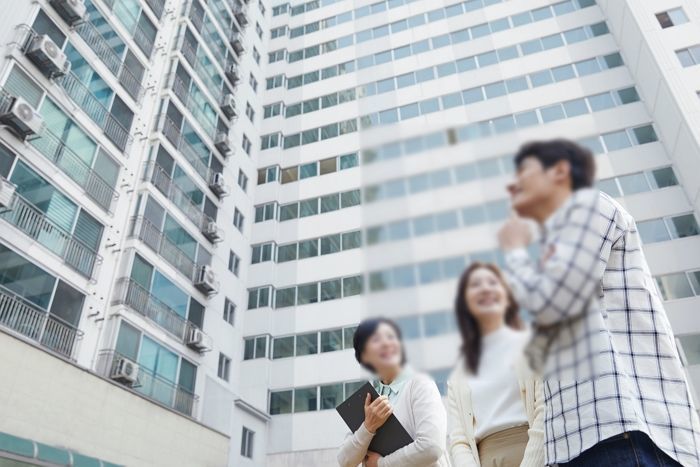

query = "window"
[
  {"left": 252, "top": 47, "right": 261, "bottom": 64},
  {"left": 245, "top": 103, "right": 255, "bottom": 122},
  {"left": 296, "top": 332, "right": 318, "bottom": 356},
  {"left": 247, "top": 74, "right": 257, "bottom": 94},
  {"left": 294, "top": 387, "right": 318, "bottom": 413},
  {"left": 273, "top": 336, "right": 295, "bottom": 359},
  {"left": 656, "top": 8, "right": 688, "bottom": 28},
  {"left": 676, "top": 45, "right": 700, "bottom": 67},
  {"left": 233, "top": 208, "right": 245, "bottom": 232},
  {"left": 218, "top": 353, "right": 231, "bottom": 381},
  {"left": 248, "top": 286, "right": 271, "bottom": 309},
  {"left": 656, "top": 272, "right": 696, "bottom": 300},
  {"left": 223, "top": 298, "right": 235, "bottom": 325},
  {"left": 241, "top": 427, "right": 254, "bottom": 459},
  {"left": 266, "top": 75, "right": 284, "bottom": 90},
  {"left": 244, "top": 335, "right": 269, "bottom": 359},
  {"left": 242, "top": 134, "right": 252, "bottom": 155},
  {"left": 269, "top": 390, "right": 292, "bottom": 414},
  {"left": 238, "top": 169, "right": 248, "bottom": 192},
  {"left": 256, "top": 22, "right": 264, "bottom": 39},
  {"left": 229, "top": 251, "right": 241, "bottom": 276}
]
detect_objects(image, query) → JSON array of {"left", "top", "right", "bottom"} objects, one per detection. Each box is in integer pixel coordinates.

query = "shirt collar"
[{"left": 375, "top": 366, "right": 412, "bottom": 397}]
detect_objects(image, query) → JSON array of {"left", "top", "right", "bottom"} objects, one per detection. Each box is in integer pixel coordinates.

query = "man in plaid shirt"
[{"left": 498, "top": 140, "right": 700, "bottom": 466}]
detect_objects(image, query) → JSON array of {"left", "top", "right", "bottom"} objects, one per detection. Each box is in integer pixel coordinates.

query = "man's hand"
[
  {"left": 498, "top": 216, "right": 532, "bottom": 251},
  {"left": 363, "top": 393, "right": 392, "bottom": 433},
  {"left": 364, "top": 451, "right": 381, "bottom": 467}
]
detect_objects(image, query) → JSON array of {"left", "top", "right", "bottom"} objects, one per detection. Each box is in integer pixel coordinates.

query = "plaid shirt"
[{"left": 504, "top": 188, "right": 700, "bottom": 466}]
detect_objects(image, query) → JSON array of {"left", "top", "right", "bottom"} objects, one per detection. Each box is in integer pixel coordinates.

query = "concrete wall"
[{"left": 0, "top": 331, "right": 230, "bottom": 467}]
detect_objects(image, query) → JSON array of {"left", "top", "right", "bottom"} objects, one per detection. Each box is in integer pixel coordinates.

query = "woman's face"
[
  {"left": 465, "top": 267, "right": 509, "bottom": 320},
  {"left": 361, "top": 323, "right": 403, "bottom": 374}
]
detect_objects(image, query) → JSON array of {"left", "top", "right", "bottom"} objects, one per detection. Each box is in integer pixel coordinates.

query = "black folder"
[{"left": 336, "top": 382, "right": 413, "bottom": 457}]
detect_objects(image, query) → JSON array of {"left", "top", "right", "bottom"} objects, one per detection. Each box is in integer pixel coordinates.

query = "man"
[{"left": 497, "top": 139, "right": 700, "bottom": 466}]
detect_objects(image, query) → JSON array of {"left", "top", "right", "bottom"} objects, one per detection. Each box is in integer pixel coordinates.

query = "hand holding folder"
[{"left": 336, "top": 382, "right": 413, "bottom": 457}]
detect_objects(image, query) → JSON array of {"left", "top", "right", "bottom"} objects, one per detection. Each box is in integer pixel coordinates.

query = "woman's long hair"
[{"left": 454, "top": 262, "right": 524, "bottom": 374}]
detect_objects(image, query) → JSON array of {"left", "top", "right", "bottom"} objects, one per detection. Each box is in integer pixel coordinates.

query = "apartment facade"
[{"left": 0, "top": 0, "right": 699, "bottom": 466}]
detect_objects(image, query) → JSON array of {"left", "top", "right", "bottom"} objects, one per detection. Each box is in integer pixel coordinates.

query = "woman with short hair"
[{"left": 337, "top": 317, "right": 450, "bottom": 467}]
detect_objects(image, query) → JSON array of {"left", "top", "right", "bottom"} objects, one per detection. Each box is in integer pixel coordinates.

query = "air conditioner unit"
[
  {"left": 235, "top": 11, "right": 249, "bottom": 27},
  {"left": 26, "top": 35, "right": 70, "bottom": 78},
  {"left": 225, "top": 64, "right": 240, "bottom": 85},
  {"left": 214, "top": 131, "right": 232, "bottom": 156},
  {"left": 186, "top": 326, "right": 213, "bottom": 352},
  {"left": 0, "top": 96, "right": 44, "bottom": 139},
  {"left": 220, "top": 94, "right": 237, "bottom": 119},
  {"left": 208, "top": 172, "right": 230, "bottom": 197},
  {"left": 202, "top": 221, "right": 224, "bottom": 243},
  {"left": 0, "top": 177, "right": 16, "bottom": 209},
  {"left": 50, "top": 0, "right": 87, "bottom": 25},
  {"left": 111, "top": 356, "right": 139, "bottom": 384},
  {"left": 194, "top": 265, "right": 219, "bottom": 295}
]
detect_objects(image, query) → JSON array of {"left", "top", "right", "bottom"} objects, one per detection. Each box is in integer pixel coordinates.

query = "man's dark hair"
[
  {"left": 514, "top": 139, "right": 596, "bottom": 190},
  {"left": 353, "top": 317, "right": 406, "bottom": 373}
]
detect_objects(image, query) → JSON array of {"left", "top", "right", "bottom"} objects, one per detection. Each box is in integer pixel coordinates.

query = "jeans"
[{"left": 557, "top": 431, "right": 682, "bottom": 467}]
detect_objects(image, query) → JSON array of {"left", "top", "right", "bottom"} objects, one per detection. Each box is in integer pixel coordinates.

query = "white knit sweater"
[{"left": 337, "top": 373, "right": 450, "bottom": 467}]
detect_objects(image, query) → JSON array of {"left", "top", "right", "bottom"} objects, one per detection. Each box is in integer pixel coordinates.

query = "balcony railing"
[
  {"left": 101, "top": 0, "right": 155, "bottom": 57},
  {"left": 114, "top": 277, "right": 190, "bottom": 341},
  {"left": 58, "top": 72, "right": 133, "bottom": 153},
  {"left": 1, "top": 193, "right": 102, "bottom": 279},
  {"left": 74, "top": 21, "right": 144, "bottom": 101},
  {"left": 180, "top": 39, "right": 225, "bottom": 104},
  {"left": 15, "top": 25, "right": 134, "bottom": 154},
  {"left": 144, "top": 0, "right": 166, "bottom": 20},
  {"left": 171, "top": 74, "right": 218, "bottom": 140},
  {"left": 0, "top": 285, "right": 83, "bottom": 359},
  {"left": 97, "top": 350, "right": 197, "bottom": 416},
  {"left": 130, "top": 216, "right": 197, "bottom": 281},
  {"left": 28, "top": 125, "right": 118, "bottom": 212},
  {"left": 145, "top": 162, "right": 214, "bottom": 231},
  {"left": 159, "top": 113, "right": 216, "bottom": 185}
]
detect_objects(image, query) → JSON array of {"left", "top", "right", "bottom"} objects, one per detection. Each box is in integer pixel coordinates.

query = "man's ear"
[{"left": 552, "top": 160, "right": 572, "bottom": 188}]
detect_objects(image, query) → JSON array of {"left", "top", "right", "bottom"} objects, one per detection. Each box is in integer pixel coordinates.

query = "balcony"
[
  {"left": 159, "top": 113, "right": 217, "bottom": 185},
  {"left": 101, "top": 0, "right": 156, "bottom": 57},
  {"left": 130, "top": 216, "right": 197, "bottom": 282},
  {"left": 15, "top": 25, "right": 134, "bottom": 154},
  {"left": 180, "top": 39, "right": 226, "bottom": 103},
  {"left": 145, "top": 162, "right": 216, "bottom": 233},
  {"left": 97, "top": 350, "right": 198, "bottom": 416},
  {"left": 230, "top": 32, "right": 244, "bottom": 55},
  {"left": 170, "top": 73, "right": 218, "bottom": 140},
  {"left": 74, "top": 20, "right": 144, "bottom": 101},
  {"left": 144, "top": 0, "right": 166, "bottom": 20},
  {"left": 114, "top": 276, "right": 190, "bottom": 341},
  {"left": 0, "top": 285, "right": 83, "bottom": 360},
  {"left": 28, "top": 124, "right": 118, "bottom": 212},
  {"left": 1, "top": 191, "right": 102, "bottom": 279},
  {"left": 232, "top": 1, "right": 248, "bottom": 27}
]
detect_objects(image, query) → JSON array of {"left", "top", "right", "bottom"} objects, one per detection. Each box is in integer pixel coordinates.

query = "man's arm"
[{"left": 504, "top": 191, "right": 618, "bottom": 326}]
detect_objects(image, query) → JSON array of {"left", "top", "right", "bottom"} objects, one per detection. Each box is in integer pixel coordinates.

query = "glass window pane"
[
  {"left": 275, "top": 287, "right": 296, "bottom": 308},
  {"left": 637, "top": 219, "right": 671, "bottom": 244},
  {"left": 321, "top": 329, "right": 343, "bottom": 352},
  {"left": 296, "top": 332, "right": 318, "bottom": 355},
  {"left": 342, "top": 231, "right": 362, "bottom": 250},
  {"left": 270, "top": 390, "right": 293, "bottom": 414},
  {"left": 320, "top": 383, "right": 344, "bottom": 409},
  {"left": 650, "top": 167, "right": 678, "bottom": 189},
  {"left": 656, "top": 273, "right": 694, "bottom": 300},
  {"left": 669, "top": 215, "right": 699, "bottom": 239},
  {"left": 300, "top": 199, "right": 319, "bottom": 217},
  {"left": 343, "top": 276, "right": 363, "bottom": 296},
  {"left": 294, "top": 387, "right": 317, "bottom": 413},
  {"left": 618, "top": 173, "right": 650, "bottom": 195},
  {"left": 298, "top": 283, "right": 319, "bottom": 305},
  {"left": 321, "top": 279, "right": 341, "bottom": 301},
  {"left": 273, "top": 336, "right": 295, "bottom": 359}
]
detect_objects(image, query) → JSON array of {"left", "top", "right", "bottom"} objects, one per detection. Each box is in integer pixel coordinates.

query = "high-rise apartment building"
[{"left": 0, "top": 0, "right": 699, "bottom": 466}]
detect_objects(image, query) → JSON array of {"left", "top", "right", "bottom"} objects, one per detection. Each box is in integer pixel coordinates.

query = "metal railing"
[
  {"left": 1, "top": 193, "right": 102, "bottom": 279},
  {"left": 180, "top": 39, "right": 226, "bottom": 103},
  {"left": 145, "top": 162, "right": 214, "bottom": 231},
  {"left": 144, "top": 0, "right": 166, "bottom": 20},
  {"left": 74, "top": 21, "right": 144, "bottom": 101},
  {"left": 98, "top": 350, "right": 198, "bottom": 416},
  {"left": 170, "top": 74, "right": 218, "bottom": 140},
  {"left": 15, "top": 25, "right": 133, "bottom": 154},
  {"left": 114, "top": 277, "right": 190, "bottom": 341},
  {"left": 58, "top": 72, "right": 133, "bottom": 153},
  {"left": 28, "top": 125, "right": 118, "bottom": 212},
  {"left": 0, "top": 285, "right": 83, "bottom": 359},
  {"left": 159, "top": 113, "right": 216, "bottom": 185},
  {"left": 130, "top": 216, "right": 197, "bottom": 281},
  {"left": 100, "top": 0, "right": 155, "bottom": 57}
]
